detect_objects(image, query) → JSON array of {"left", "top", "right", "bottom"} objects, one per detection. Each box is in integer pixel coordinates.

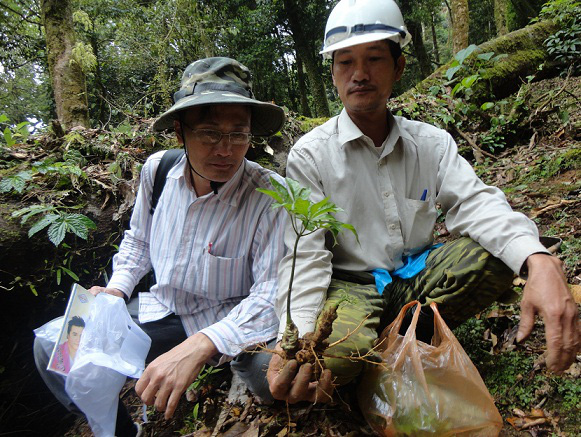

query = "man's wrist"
[{"left": 520, "top": 252, "right": 553, "bottom": 278}]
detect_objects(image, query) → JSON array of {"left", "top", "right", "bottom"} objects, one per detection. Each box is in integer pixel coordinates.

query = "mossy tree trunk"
[
  {"left": 450, "top": 0, "right": 469, "bottom": 53},
  {"left": 407, "top": 20, "right": 559, "bottom": 102},
  {"left": 296, "top": 55, "right": 312, "bottom": 118},
  {"left": 282, "top": 0, "right": 330, "bottom": 118},
  {"left": 494, "top": 0, "right": 509, "bottom": 36},
  {"left": 41, "top": 0, "right": 89, "bottom": 130},
  {"left": 431, "top": 12, "right": 441, "bottom": 65}
]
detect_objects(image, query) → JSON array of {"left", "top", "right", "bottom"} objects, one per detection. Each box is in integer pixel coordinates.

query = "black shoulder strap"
[{"left": 150, "top": 149, "right": 185, "bottom": 214}]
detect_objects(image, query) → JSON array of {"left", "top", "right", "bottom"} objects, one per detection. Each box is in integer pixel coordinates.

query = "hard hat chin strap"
[{"left": 180, "top": 125, "right": 223, "bottom": 195}]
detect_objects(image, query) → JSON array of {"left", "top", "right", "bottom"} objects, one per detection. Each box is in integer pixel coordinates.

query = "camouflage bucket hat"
[{"left": 153, "top": 57, "right": 286, "bottom": 136}]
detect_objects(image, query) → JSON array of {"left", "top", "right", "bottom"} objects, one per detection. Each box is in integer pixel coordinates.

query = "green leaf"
[
  {"left": 270, "top": 177, "right": 291, "bottom": 203},
  {"left": 28, "top": 214, "right": 59, "bottom": 237},
  {"left": 461, "top": 74, "right": 479, "bottom": 88},
  {"left": 12, "top": 204, "right": 54, "bottom": 223},
  {"left": 64, "top": 213, "right": 97, "bottom": 240},
  {"left": 446, "top": 65, "right": 462, "bottom": 81},
  {"left": 476, "top": 51, "right": 495, "bottom": 61},
  {"left": 341, "top": 223, "right": 359, "bottom": 243},
  {"left": 29, "top": 284, "right": 38, "bottom": 296},
  {"left": 455, "top": 44, "right": 478, "bottom": 64},
  {"left": 56, "top": 268, "right": 62, "bottom": 285},
  {"left": 286, "top": 177, "right": 311, "bottom": 201},
  {"left": 481, "top": 102, "right": 495, "bottom": 110},
  {"left": 47, "top": 220, "right": 67, "bottom": 246},
  {"left": 293, "top": 198, "right": 310, "bottom": 216},
  {"left": 3, "top": 128, "right": 14, "bottom": 146},
  {"left": 61, "top": 266, "right": 80, "bottom": 281},
  {"left": 255, "top": 188, "right": 283, "bottom": 203},
  {"left": 0, "top": 171, "right": 33, "bottom": 194},
  {"left": 451, "top": 83, "right": 463, "bottom": 97}
]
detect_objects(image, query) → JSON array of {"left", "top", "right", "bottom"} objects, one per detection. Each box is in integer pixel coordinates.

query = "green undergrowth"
[
  {"left": 454, "top": 308, "right": 581, "bottom": 433},
  {"left": 297, "top": 116, "right": 328, "bottom": 133},
  {"left": 518, "top": 147, "right": 581, "bottom": 183}
]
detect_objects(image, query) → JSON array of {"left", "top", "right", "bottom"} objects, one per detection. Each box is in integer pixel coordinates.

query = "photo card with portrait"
[{"left": 47, "top": 283, "right": 95, "bottom": 376}]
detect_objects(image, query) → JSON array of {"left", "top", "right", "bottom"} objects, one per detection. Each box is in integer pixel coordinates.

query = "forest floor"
[{"left": 60, "top": 75, "right": 581, "bottom": 436}]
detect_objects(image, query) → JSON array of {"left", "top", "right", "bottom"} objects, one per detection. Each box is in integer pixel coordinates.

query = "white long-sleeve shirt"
[
  {"left": 107, "top": 151, "right": 286, "bottom": 358},
  {"left": 276, "top": 109, "right": 548, "bottom": 338}
]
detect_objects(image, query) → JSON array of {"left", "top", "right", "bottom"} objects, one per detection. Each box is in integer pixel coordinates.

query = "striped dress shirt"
[{"left": 107, "top": 151, "right": 287, "bottom": 359}]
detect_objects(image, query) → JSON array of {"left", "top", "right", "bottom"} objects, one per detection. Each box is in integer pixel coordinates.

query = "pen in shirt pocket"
[
  {"left": 204, "top": 242, "right": 213, "bottom": 254},
  {"left": 420, "top": 189, "right": 428, "bottom": 201}
]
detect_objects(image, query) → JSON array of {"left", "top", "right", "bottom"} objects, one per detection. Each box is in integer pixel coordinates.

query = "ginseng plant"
[{"left": 257, "top": 177, "right": 358, "bottom": 370}]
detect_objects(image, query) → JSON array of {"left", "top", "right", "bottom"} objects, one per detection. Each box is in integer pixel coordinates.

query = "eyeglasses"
[{"left": 181, "top": 123, "right": 252, "bottom": 146}]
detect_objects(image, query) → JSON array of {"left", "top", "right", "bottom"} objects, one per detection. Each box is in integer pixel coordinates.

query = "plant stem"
[{"left": 286, "top": 231, "right": 301, "bottom": 327}]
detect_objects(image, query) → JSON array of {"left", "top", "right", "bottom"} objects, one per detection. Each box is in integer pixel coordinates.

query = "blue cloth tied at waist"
[{"left": 370, "top": 244, "right": 443, "bottom": 295}]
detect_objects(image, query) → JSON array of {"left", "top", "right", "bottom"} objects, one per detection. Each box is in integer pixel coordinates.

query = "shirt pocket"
[
  {"left": 399, "top": 197, "right": 438, "bottom": 253},
  {"left": 201, "top": 252, "right": 250, "bottom": 301}
]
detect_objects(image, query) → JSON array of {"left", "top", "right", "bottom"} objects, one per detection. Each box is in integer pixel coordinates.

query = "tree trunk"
[
  {"left": 431, "top": 12, "right": 441, "bottom": 65},
  {"left": 282, "top": 0, "right": 330, "bottom": 117},
  {"left": 296, "top": 55, "right": 312, "bottom": 117},
  {"left": 408, "top": 19, "right": 432, "bottom": 79},
  {"left": 41, "top": 0, "right": 89, "bottom": 130},
  {"left": 450, "top": 0, "right": 469, "bottom": 53},
  {"left": 494, "top": 0, "right": 509, "bottom": 36}
]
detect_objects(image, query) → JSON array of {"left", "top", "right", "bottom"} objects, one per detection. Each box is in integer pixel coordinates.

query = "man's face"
[
  {"left": 332, "top": 40, "right": 405, "bottom": 116},
  {"left": 175, "top": 105, "right": 251, "bottom": 192},
  {"left": 68, "top": 326, "right": 84, "bottom": 350}
]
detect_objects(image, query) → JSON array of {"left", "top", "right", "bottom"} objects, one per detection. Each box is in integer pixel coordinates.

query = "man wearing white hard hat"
[{"left": 267, "top": 0, "right": 579, "bottom": 403}]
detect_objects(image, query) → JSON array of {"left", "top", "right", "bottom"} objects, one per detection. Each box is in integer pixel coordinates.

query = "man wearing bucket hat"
[
  {"left": 267, "top": 0, "right": 579, "bottom": 403},
  {"left": 34, "top": 57, "right": 287, "bottom": 436}
]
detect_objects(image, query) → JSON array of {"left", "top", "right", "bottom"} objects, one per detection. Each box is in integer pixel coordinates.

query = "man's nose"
[
  {"left": 352, "top": 61, "right": 370, "bottom": 82},
  {"left": 214, "top": 136, "right": 233, "bottom": 156}
]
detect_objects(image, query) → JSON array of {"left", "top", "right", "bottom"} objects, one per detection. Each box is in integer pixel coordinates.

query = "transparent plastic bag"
[
  {"left": 33, "top": 316, "right": 64, "bottom": 357},
  {"left": 65, "top": 293, "right": 151, "bottom": 437},
  {"left": 358, "top": 301, "right": 503, "bottom": 437}
]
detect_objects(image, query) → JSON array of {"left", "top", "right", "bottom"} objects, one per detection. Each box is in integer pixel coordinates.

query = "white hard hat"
[{"left": 320, "top": 0, "right": 412, "bottom": 59}]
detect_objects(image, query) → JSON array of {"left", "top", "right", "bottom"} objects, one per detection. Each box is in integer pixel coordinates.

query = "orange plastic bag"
[{"left": 357, "top": 301, "right": 503, "bottom": 436}]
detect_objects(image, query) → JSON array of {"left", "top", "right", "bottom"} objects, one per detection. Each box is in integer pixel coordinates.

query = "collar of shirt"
[
  {"left": 336, "top": 109, "right": 417, "bottom": 160},
  {"left": 166, "top": 155, "right": 247, "bottom": 207}
]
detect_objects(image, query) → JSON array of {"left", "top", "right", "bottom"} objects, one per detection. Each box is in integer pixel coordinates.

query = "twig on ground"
[
  {"left": 454, "top": 127, "right": 497, "bottom": 162},
  {"left": 532, "top": 199, "right": 579, "bottom": 218}
]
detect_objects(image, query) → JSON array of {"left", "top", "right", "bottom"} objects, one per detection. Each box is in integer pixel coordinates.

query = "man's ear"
[
  {"left": 174, "top": 119, "right": 184, "bottom": 144},
  {"left": 331, "top": 63, "right": 337, "bottom": 86},
  {"left": 395, "top": 55, "right": 406, "bottom": 81}
]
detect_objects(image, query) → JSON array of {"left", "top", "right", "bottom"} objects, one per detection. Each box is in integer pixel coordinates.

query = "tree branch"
[{"left": 0, "top": 1, "right": 41, "bottom": 25}]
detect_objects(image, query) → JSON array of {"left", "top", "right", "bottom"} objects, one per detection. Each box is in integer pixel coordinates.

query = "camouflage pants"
[{"left": 319, "top": 237, "right": 515, "bottom": 385}]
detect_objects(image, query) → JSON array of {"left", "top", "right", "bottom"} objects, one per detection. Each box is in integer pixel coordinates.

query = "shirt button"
[
  {"left": 383, "top": 192, "right": 389, "bottom": 197},
  {"left": 389, "top": 224, "right": 397, "bottom": 230}
]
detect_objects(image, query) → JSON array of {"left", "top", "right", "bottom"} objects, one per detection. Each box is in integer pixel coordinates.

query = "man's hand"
[
  {"left": 517, "top": 254, "right": 579, "bottom": 374},
  {"left": 135, "top": 333, "right": 218, "bottom": 420},
  {"left": 87, "top": 286, "right": 125, "bottom": 299},
  {"left": 266, "top": 342, "right": 334, "bottom": 404}
]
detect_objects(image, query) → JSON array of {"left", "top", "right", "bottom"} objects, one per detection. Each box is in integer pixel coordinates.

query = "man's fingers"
[
  {"left": 153, "top": 383, "right": 172, "bottom": 414},
  {"left": 137, "top": 377, "right": 159, "bottom": 406},
  {"left": 545, "top": 302, "right": 580, "bottom": 373},
  {"left": 269, "top": 359, "right": 298, "bottom": 400},
  {"left": 288, "top": 363, "right": 313, "bottom": 404},
  {"left": 313, "top": 369, "right": 334, "bottom": 403},
  {"left": 164, "top": 389, "right": 183, "bottom": 420},
  {"left": 516, "top": 300, "right": 535, "bottom": 343},
  {"left": 135, "top": 372, "right": 149, "bottom": 398}
]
